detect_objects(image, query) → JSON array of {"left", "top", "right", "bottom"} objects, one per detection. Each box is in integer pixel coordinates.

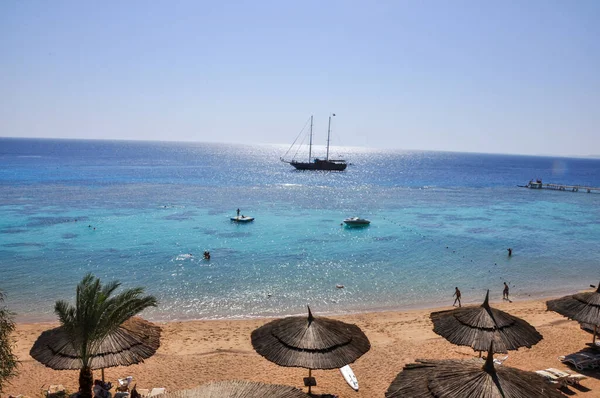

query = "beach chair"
[
  {"left": 536, "top": 368, "right": 587, "bottom": 387},
  {"left": 131, "top": 386, "right": 147, "bottom": 398},
  {"left": 545, "top": 368, "right": 587, "bottom": 385},
  {"left": 45, "top": 385, "right": 67, "bottom": 398},
  {"left": 116, "top": 377, "right": 133, "bottom": 392},
  {"left": 493, "top": 355, "right": 508, "bottom": 365},
  {"left": 148, "top": 388, "right": 166, "bottom": 397},
  {"left": 481, "top": 354, "right": 508, "bottom": 366},
  {"left": 558, "top": 352, "right": 600, "bottom": 370},
  {"left": 535, "top": 369, "right": 567, "bottom": 386}
]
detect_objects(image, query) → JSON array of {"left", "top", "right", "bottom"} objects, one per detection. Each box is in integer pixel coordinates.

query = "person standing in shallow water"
[
  {"left": 453, "top": 287, "right": 461, "bottom": 307},
  {"left": 503, "top": 282, "right": 510, "bottom": 300},
  {"left": 507, "top": 248, "right": 512, "bottom": 256}
]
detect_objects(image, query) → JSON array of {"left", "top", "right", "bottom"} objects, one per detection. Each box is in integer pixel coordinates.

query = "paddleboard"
[{"left": 339, "top": 364, "right": 358, "bottom": 391}]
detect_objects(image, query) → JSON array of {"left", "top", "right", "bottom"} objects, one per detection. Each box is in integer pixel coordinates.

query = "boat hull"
[
  {"left": 291, "top": 160, "right": 347, "bottom": 171},
  {"left": 527, "top": 182, "right": 543, "bottom": 189},
  {"left": 343, "top": 218, "right": 370, "bottom": 227},
  {"left": 231, "top": 216, "right": 255, "bottom": 223}
]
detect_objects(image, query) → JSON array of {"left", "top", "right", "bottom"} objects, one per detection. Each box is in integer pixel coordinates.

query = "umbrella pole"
[
  {"left": 101, "top": 368, "right": 105, "bottom": 382},
  {"left": 308, "top": 368, "right": 312, "bottom": 394}
]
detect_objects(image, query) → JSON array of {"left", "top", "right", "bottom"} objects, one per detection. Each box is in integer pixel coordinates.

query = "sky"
[{"left": 1, "top": 1, "right": 599, "bottom": 156}]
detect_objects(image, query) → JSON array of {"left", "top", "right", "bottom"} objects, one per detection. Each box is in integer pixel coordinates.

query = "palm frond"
[
  {"left": 54, "top": 300, "right": 76, "bottom": 337},
  {"left": 52, "top": 274, "right": 158, "bottom": 367},
  {"left": 94, "top": 294, "right": 157, "bottom": 340},
  {"left": 100, "top": 280, "right": 121, "bottom": 301}
]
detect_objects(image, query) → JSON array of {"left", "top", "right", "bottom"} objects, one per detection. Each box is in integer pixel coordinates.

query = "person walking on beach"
[
  {"left": 453, "top": 287, "right": 462, "bottom": 307},
  {"left": 503, "top": 282, "right": 510, "bottom": 300}
]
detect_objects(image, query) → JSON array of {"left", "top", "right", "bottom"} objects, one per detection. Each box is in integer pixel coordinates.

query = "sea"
[{"left": 1, "top": 137, "right": 599, "bottom": 322}]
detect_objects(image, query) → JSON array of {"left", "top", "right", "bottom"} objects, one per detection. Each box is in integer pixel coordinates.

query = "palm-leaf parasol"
[
  {"left": 430, "top": 290, "right": 542, "bottom": 353},
  {"left": 30, "top": 316, "right": 160, "bottom": 379},
  {"left": 385, "top": 342, "right": 566, "bottom": 398},
  {"left": 251, "top": 306, "right": 370, "bottom": 393},
  {"left": 547, "top": 282, "right": 600, "bottom": 344},
  {"left": 153, "top": 380, "right": 309, "bottom": 398}
]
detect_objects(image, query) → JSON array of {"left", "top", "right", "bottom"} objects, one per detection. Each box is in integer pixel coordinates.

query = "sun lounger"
[
  {"left": 536, "top": 369, "right": 567, "bottom": 386},
  {"left": 480, "top": 355, "right": 508, "bottom": 366},
  {"left": 134, "top": 389, "right": 149, "bottom": 398},
  {"left": 148, "top": 388, "right": 166, "bottom": 397},
  {"left": 545, "top": 368, "right": 587, "bottom": 385},
  {"left": 45, "top": 385, "right": 67, "bottom": 398},
  {"left": 558, "top": 352, "right": 600, "bottom": 370},
  {"left": 493, "top": 355, "right": 508, "bottom": 365},
  {"left": 129, "top": 388, "right": 166, "bottom": 398},
  {"left": 536, "top": 368, "right": 587, "bottom": 386},
  {"left": 117, "top": 376, "right": 133, "bottom": 392}
]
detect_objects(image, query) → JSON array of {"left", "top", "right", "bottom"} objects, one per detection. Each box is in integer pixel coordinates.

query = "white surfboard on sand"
[{"left": 339, "top": 364, "right": 359, "bottom": 391}]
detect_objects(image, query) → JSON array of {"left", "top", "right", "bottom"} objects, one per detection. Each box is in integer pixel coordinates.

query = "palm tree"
[
  {"left": 0, "top": 290, "right": 18, "bottom": 392},
  {"left": 55, "top": 273, "right": 157, "bottom": 398}
]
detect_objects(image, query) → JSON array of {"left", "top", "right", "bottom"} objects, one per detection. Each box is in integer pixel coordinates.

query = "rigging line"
[
  {"left": 281, "top": 117, "right": 312, "bottom": 160},
  {"left": 291, "top": 132, "right": 309, "bottom": 160},
  {"left": 330, "top": 128, "right": 346, "bottom": 155}
]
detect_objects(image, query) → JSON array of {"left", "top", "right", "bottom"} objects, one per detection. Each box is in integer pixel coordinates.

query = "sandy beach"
[{"left": 3, "top": 297, "right": 599, "bottom": 397}]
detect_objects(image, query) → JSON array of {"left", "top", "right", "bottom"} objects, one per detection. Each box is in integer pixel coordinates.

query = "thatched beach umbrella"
[
  {"left": 430, "top": 290, "right": 542, "bottom": 354},
  {"left": 251, "top": 306, "right": 370, "bottom": 393},
  {"left": 153, "top": 380, "right": 309, "bottom": 398},
  {"left": 385, "top": 342, "right": 566, "bottom": 398},
  {"left": 30, "top": 316, "right": 160, "bottom": 379},
  {"left": 547, "top": 282, "right": 600, "bottom": 344}
]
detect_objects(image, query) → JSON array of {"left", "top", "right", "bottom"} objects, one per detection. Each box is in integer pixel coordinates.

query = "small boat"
[
  {"left": 524, "top": 179, "right": 543, "bottom": 189},
  {"left": 343, "top": 217, "right": 370, "bottom": 226},
  {"left": 281, "top": 114, "right": 347, "bottom": 171},
  {"left": 230, "top": 216, "right": 255, "bottom": 223}
]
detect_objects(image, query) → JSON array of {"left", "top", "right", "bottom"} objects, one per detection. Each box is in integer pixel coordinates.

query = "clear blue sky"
[{"left": 1, "top": 1, "right": 599, "bottom": 156}]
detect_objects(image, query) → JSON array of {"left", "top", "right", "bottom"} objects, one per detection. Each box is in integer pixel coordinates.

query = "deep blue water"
[{"left": 1, "top": 137, "right": 599, "bottom": 322}]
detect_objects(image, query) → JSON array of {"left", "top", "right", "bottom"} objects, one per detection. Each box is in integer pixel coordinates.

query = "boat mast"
[
  {"left": 308, "top": 115, "right": 313, "bottom": 162},
  {"left": 326, "top": 113, "right": 335, "bottom": 161}
]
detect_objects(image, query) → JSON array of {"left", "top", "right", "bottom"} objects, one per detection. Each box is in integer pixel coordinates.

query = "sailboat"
[{"left": 280, "top": 114, "right": 347, "bottom": 171}]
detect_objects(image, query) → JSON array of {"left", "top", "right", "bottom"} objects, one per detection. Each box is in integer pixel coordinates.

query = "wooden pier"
[{"left": 524, "top": 181, "right": 600, "bottom": 193}]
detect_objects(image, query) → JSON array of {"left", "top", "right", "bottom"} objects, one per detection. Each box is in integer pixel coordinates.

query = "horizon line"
[{"left": 1, "top": 135, "right": 598, "bottom": 160}]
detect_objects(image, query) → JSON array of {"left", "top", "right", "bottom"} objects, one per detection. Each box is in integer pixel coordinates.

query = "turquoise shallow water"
[{"left": 1, "top": 138, "right": 599, "bottom": 321}]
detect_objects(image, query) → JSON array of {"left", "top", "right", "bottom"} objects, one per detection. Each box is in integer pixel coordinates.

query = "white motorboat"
[
  {"left": 231, "top": 216, "right": 255, "bottom": 223},
  {"left": 343, "top": 217, "right": 370, "bottom": 226}
]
